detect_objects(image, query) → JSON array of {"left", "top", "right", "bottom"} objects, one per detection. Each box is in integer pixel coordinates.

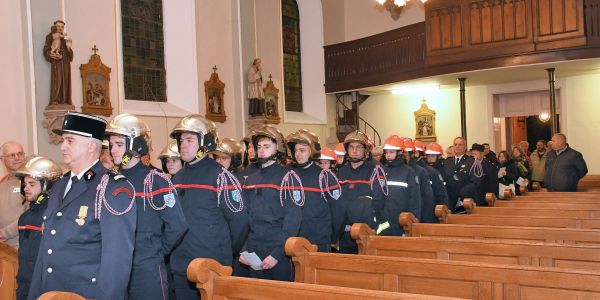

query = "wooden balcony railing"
[{"left": 324, "top": 0, "right": 600, "bottom": 93}]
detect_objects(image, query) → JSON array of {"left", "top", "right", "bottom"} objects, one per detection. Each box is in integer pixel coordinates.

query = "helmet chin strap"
[
  {"left": 293, "top": 160, "right": 313, "bottom": 168},
  {"left": 348, "top": 156, "right": 366, "bottom": 163},
  {"left": 256, "top": 154, "right": 277, "bottom": 164}
]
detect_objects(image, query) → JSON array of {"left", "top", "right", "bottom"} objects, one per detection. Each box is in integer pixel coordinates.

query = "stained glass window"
[
  {"left": 121, "top": 0, "right": 167, "bottom": 102},
  {"left": 282, "top": 0, "right": 302, "bottom": 112}
]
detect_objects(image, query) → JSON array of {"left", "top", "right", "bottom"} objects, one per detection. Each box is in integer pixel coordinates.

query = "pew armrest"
[
  {"left": 519, "top": 186, "right": 528, "bottom": 195},
  {"left": 285, "top": 237, "right": 317, "bottom": 257},
  {"left": 351, "top": 223, "right": 375, "bottom": 254},
  {"left": 531, "top": 182, "right": 541, "bottom": 191},
  {"left": 503, "top": 189, "right": 514, "bottom": 200},
  {"left": 187, "top": 258, "right": 233, "bottom": 300},
  {"left": 463, "top": 198, "right": 476, "bottom": 213},
  {"left": 435, "top": 205, "right": 450, "bottom": 223},
  {"left": 485, "top": 193, "right": 496, "bottom": 206},
  {"left": 38, "top": 292, "right": 85, "bottom": 300},
  {"left": 399, "top": 212, "right": 419, "bottom": 236}
]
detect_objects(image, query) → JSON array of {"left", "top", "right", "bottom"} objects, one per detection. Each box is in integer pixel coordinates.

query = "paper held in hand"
[{"left": 240, "top": 251, "right": 263, "bottom": 270}]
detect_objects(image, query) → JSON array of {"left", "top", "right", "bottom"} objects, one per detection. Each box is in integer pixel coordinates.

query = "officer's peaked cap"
[{"left": 52, "top": 112, "right": 107, "bottom": 141}]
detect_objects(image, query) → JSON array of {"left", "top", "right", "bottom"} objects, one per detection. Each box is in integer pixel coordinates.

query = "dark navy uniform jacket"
[
  {"left": 28, "top": 161, "right": 137, "bottom": 300},
  {"left": 121, "top": 162, "right": 188, "bottom": 299},
  {"left": 17, "top": 196, "right": 48, "bottom": 300},
  {"left": 170, "top": 157, "right": 248, "bottom": 274},
  {"left": 243, "top": 162, "right": 302, "bottom": 262},
  {"left": 334, "top": 161, "right": 386, "bottom": 254},
  {"left": 380, "top": 158, "right": 420, "bottom": 236},
  {"left": 408, "top": 159, "right": 436, "bottom": 223},
  {"left": 293, "top": 163, "right": 340, "bottom": 250},
  {"left": 418, "top": 159, "right": 450, "bottom": 211},
  {"left": 443, "top": 155, "right": 480, "bottom": 211},
  {"left": 475, "top": 158, "right": 499, "bottom": 206},
  {"left": 121, "top": 163, "right": 187, "bottom": 265}
]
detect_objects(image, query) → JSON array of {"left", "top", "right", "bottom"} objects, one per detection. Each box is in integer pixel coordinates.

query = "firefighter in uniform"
[
  {"left": 379, "top": 135, "right": 420, "bottom": 236},
  {"left": 28, "top": 112, "right": 137, "bottom": 300},
  {"left": 15, "top": 156, "right": 62, "bottom": 300},
  {"left": 287, "top": 130, "right": 341, "bottom": 252},
  {"left": 414, "top": 140, "right": 449, "bottom": 216},
  {"left": 317, "top": 147, "right": 337, "bottom": 171},
  {"left": 105, "top": 113, "right": 188, "bottom": 300},
  {"left": 443, "top": 137, "right": 480, "bottom": 213},
  {"left": 212, "top": 137, "right": 248, "bottom": 277},
  {"left": 158, "top": 140, "right": 183, "bottom": 177},
  {"left": 213, "top": 138, "right": 245, "bottom": 180},
  {"left": 240, "top": 125, "right": 303, "bottom": 281},
  {"left": 334, "top": 131, "right": 387, "bottom": 254},
  {"left": 403, "top": 138, "right": 436, "bottom": 223},
  {"left": 425, "top": 142, "right": 447, "bottom": 177},
  {"left": 168, "top": 115, "right": 247, "bottom": 298},
  {"left": 471, "top": 143, "right": 499, "bottom": 206}
]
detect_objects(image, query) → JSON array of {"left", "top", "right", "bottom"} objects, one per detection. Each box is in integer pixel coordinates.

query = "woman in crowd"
[
  {"left": 497, "top": 150, "right": 518, "bottom": 197},
  {"left": 511, "top": 146, "right": 530, "bottom": 195}
]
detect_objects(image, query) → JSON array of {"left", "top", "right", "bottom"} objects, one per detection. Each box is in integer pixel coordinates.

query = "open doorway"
[
  {"left": 504, "top": 115, "right": 558, "bottom": 152},
  {"left": 493, "top": 90, "right": 561, "bottom": 153}
]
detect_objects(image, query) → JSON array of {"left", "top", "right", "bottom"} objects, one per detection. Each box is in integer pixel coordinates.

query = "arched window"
[
  {"left": 281, "top": 0, "right": 302, "bottom": 112},
  {"left": 121, "top": 0, "right": 167, "bottom": 102}
]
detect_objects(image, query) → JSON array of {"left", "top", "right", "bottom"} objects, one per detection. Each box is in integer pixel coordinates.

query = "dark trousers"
[
  {"left": 171, "top": 273, "right": 200, "bottom": 300},
  {"left": 248, "top": 256, "right": 294, "bottom": 282},
  {"left": 128, "top": 261, "right": 170, "bottom": 300}
]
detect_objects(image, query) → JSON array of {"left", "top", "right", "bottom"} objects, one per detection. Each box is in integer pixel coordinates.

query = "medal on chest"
[{"left": 76, "top": 205, "right": 88, "bottom": 226}]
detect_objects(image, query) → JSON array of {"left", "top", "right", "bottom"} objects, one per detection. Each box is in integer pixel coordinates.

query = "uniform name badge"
[
  {"left": 76, "top": 205, "right": 88, "bottom": 226},
  {"left": 293, "top": 190, "right": 301, "bottom": 203},
  {"left": 332, "top": 189, "right": 340, "bottom": 199},
  {"left": 164, "top": 193, "right": 176, "bottom": 208},
  {"left": 231, "top": 190, "right": 242, "bottom": 203}
]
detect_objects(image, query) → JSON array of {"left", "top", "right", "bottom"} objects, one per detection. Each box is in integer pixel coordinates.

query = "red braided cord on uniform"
[
  {"left": 143, "top": 169, "right": 178, "bottom": 211},
  {"left": 319, "top": 169, "right": 342, "bottom": 202},
  {"left": 217, "top": 168, "right": 244, "bottom": 213},
  {"left": 95, "top": 174, "right": 136, "bottom": 220},
  {"left": 280, "top": 170, "right": 305, "bottom": 207},
  {"left": 370, "top": 164, "right": 389, "bottom": 196}
]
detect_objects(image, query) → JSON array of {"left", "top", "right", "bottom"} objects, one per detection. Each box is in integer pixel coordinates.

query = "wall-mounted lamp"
[
  {"left": 539, "top": 112, "right": 551, "bottom": 122},
  {"left": 391, "top": 84, "right": 439, "bottom": 95}
]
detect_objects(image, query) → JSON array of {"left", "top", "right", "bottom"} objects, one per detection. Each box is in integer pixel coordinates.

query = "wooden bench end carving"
[
  {"left": 463, "top": 198, "right": 475, "bottom": 213},
  {"left": 38, "top": 292, "right": 85, "bottom": 300},
  {"left": 285, "top": 237, "right": 317, "bottom": 257},
  {"left": 434, "top": 205, "right": 450, "bottom": 223},
  {"left": 485, "top": 193, "right": 496, "bottom": 206}
]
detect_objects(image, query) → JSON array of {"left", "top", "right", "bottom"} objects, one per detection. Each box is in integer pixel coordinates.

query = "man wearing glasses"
[{"left": 0, "top": 141, "right": 26, "bottom": 248}]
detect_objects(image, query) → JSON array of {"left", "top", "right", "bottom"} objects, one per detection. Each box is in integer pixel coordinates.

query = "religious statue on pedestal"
[
  {"left": 43, "top": 20, "right": 73, "bottom": 106},
  {"left": 247, "top": 58, "right": 265, "bottom": 116}
]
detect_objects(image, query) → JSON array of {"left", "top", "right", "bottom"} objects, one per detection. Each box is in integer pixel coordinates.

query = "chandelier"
[{"left": 375, "top": 0, "right": 427, "bottom": 20}]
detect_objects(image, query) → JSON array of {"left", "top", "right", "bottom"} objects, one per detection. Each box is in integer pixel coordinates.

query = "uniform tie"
[{"left": 64, "top": 176, "right": 79, "bottom": 197}]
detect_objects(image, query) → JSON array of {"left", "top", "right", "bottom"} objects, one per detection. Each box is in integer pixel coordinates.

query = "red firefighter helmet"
[{"left": 425, "top": 142, "right": 444, "bottom": 155}]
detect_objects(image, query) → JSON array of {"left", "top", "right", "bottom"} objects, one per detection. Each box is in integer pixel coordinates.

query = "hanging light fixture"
[
  {"left": 539, "top": 112, "right": 551, "bottom": 123},
  {"left": 375, "top": 0, "right": 427, "bottom": 20}
]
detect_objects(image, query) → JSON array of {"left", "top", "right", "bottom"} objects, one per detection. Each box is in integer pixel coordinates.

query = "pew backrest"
[
  {"left": 186, "top": 258, "right": 458, "bottom": 300},
  {"left": 350, "top": 223, "right": 600, "bottom": 271},
  {"left": 400, "top": 212, "right": 600, "bottom": 246},
  {"left": 287, "top": 237, "right": 600, "bottom": 300}
]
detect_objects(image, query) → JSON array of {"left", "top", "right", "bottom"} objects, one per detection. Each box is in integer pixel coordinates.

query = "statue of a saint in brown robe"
[{"left": 43, "top": 20, "right": 73, "bottom": 106}]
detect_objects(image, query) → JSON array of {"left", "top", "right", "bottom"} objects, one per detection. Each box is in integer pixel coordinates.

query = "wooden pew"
[
  {"left": 496, "top": 192, "right": 600, "bottom": 203},
  {"left": 38, "top": 291, "right": 85, "bottom": 300},
  {"left": 286, "top": 237, "right": 600, "bottom": 299},
  {"left": 494, "top": 201, "right": 600, "bottom": 209},
  {"left": 350, "top": 223, "right": 600, "bottom": 271},
  {"left": 468, "top": 205, "right": 600, "bottom": 218},
  {"left": 185, "top": 258, "right": 456, "bottom": 300},
  {"left": 436, "top": 204, "right": 600, "bottom": 229},
  {"left": 399, "top": 212, "right": 600, "bottom": 246},
  {"left": 0, "top": 242, "right": 17, "bottom": 300}
]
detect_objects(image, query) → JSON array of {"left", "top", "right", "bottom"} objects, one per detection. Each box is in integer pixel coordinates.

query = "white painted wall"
[
  {"left": 359, "top": 85, "right": 490, "bottom": 151},
  {"left": 564, "top": 73, "right": 600, "bottom": 173},
  {"left": 0, "top": 0, "right": 36, "bottom": 178}
]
